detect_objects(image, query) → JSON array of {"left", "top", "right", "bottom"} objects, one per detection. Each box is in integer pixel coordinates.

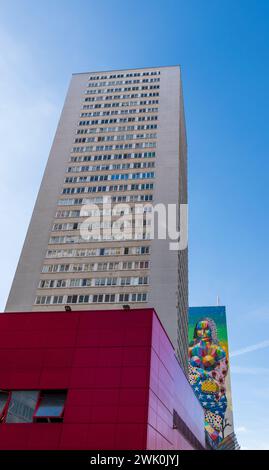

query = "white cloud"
[
  {"left": 230, "top": 339, "right": 269, "bottom": 357},
  {"left": 231, "top": 365, "right": 269, "bottom": 375},
  {"left": 235, "top": 426, "right": 248, "bottom": 434}
]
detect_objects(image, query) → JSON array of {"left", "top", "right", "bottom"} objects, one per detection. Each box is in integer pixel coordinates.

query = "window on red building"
[
  {"left": 0, "top": 391, "right": 10, "bottom": 423},
  {"left": 0, "top": 390, "right": 67, "bottom": 424},
  {"left": 6, "top": 391, "right": 39, "bottom": 423},
  {"left": 33, "top": 390, "right": 67, "bottom": 423}
]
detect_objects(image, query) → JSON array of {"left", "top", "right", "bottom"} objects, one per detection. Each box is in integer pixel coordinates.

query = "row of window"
[
  {"left": 57, "top": 204, "right": 152, "bottom": 217},
  {"left": 49, "top": 231, "right": 151, "bottom": 243},
  {"left": 74, "top": 133, "right": 157, "bottom": 144},
  {"left": 80, "top": 107, "right": 158, "bottom": 117},
  {"left": 55, "top": 206, "right": 152, "bottom": 218},
  {"left": 72, "top": 142, "right": 156, "bottom": 153},
  {"left": 66, "top": 161, "right": 154, "bottom": 173},
  {"left": 45, "top": 245, "right": 150, "bottom": 259},
  {"left": 38, "top": 276, "right": 149, "bottom": 289},
  {"left": 76, "top": 124, "right": 157, "bottom": 134},
  {"left": 81, "top": 98, "right": 159, "bottom": 109},
  {"left": 88, "top": 71, "right": 160, "bottom": 81},
  {"left": 85, "top": 85, "right": 159, "bottom": 95},
  {"left": 83, "top": 96, "right": 157, "bottom": 106},
  {"left": 42, "top": 260, "right": 150, "bottom": 273},
  {"left": 64, "top": 172, "right": 155, "bottom": 184},
  {"left": 52, "top": 219, "right": 150, "bottom": 232},
  {"left": 57, "top": 193, "right": 153, "bottom": 206},
  {"left": 0, "top": 390, "right": 66, "bottom": 424},
  {"left": 87, "top": 78, "right": 160, "bottom": 87},
  {"left": 82, "top": 104, "right": 154, "bottom": 113},
  {"left": 70, "top": 151, "right": 156, "bottom": 163},
  {"left": 81, "top": 96, "right": 159, "bottom": 109},
  {"left": 78, "top": 116, "right": 158, "bottom": 127},
  {"left": 52, "top": 217, "right": 149, "bottom": 231},
  {"left": 35, "top": 292, "right": 148, "bottom": 305}
]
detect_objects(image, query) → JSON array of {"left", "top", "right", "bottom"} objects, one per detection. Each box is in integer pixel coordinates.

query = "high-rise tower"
[{"left": 5, "top": 66, "right": 188, "bottom": 373}]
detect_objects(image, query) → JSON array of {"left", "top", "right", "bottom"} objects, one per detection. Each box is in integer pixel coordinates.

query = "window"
[
  {"left": 119, "top": 293, "right": 129, "bottom": 302},
  {"left": 173, "top": 409, "right": 204, "bottom": 450},
  {"left": 67, "top": 295, "right": 78, "bottom": 304},
  {"left": 34, "top": 390, "right": 67, "bottom": 423},
  {"left": 0, "top": 390, "right": 68, "bottom": 424},
  {"left": 78, "top": 295, "right": 89, "bottom": 303},
  {"left": 0, "top": 391, "right": 10, "bottom": 423},
  {"left": 6, "top": 391, "right": 39, "bottom": 423}
]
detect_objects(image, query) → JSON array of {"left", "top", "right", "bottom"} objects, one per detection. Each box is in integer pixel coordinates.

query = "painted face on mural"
[
  {"left": 195, "top": 320, "right": 212, "bottom": 340},
  {"left": 189, "top": 319, "right": 226, "bottom": 371}
]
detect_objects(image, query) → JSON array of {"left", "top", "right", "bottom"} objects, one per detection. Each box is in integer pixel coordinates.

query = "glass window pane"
[
  {"left": 6, "top": 391, "right": 39, "bottom": 423},
  {"left": 0, "top": 391, "right": 9, "bottom": 415},
  {"left": 35, "top": 392, "right": 66, "bottom": 417}
]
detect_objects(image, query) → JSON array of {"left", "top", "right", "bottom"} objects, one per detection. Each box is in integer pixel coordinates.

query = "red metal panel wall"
[
  {"left": 147, "top": 314, "right": 206, "bottom": 450},
  {"left": 0, "top": 308, "right": 205, "bottom": 450},
  {"left": 0, "top": 309, "right": 152, "bottom": 450}
]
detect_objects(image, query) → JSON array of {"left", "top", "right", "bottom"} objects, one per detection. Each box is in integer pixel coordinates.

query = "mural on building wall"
[{"left": 188, "top": 306, "right": 234, "bottom": 449}]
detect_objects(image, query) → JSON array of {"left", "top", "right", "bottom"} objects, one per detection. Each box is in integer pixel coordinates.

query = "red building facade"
[{"left": 0, "top": 308, "right": 205, "bottom": 450}]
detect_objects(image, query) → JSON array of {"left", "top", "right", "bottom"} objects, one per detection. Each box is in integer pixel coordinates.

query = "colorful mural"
[{"left": 188, "top": 306, "right": 234, "bottom": 449}]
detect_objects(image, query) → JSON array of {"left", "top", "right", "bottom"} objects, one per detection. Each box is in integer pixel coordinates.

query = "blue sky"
[{"left": 0, "top": 0, "right": 269, "bottom": 449}]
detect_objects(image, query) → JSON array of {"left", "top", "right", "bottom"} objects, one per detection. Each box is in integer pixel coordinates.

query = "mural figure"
[{"left": 188, "top": 317, "right": 230, "bottom": 448}]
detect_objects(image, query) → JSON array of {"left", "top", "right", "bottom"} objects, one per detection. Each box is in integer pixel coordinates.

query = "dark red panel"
[
  {"left": 59, "top": 424, "right": 89, "bottom": 450},
  {"left": 44, "top": 348, "right": 75, "bottom": 368},
  {"left": 119, "top": 388, "right": 148, "bottom": 406},
  {"left": 64, "top": 405, "right": 92, "bottom": 424},
  {"left": 115, "top": 423, "right": 146, "bottom": 450},
  {"left": 91, "top": 405, "right": 118, "bottom": 424},
  {"left": 39, "top": 368, "right": 71, "bottom": 388},
  {"left": 27, "top": 424, "right": 63, "bottom": 450},
  {"left": 87, "top": 423, "right": 116, "bottom": 450},
  {"left": 0, "top": 424, "right": 31, "bottom": 450}
]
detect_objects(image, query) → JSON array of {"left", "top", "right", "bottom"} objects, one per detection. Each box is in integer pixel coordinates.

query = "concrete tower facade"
[{"left": 5, "top": 66, "right": 188, "bottom": 373}]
